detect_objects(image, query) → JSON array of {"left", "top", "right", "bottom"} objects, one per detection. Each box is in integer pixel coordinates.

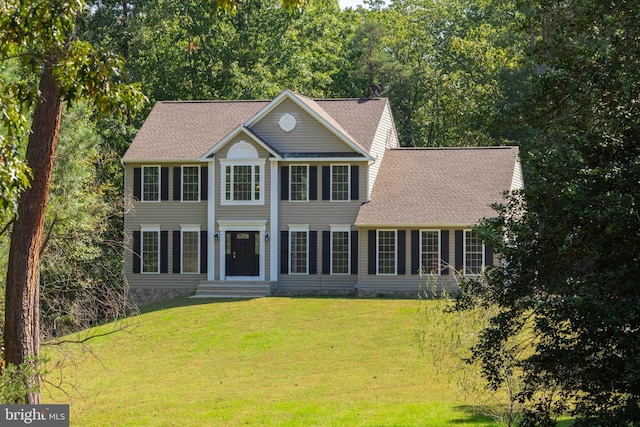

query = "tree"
[
  {"left": 457, "top": 0, "right": 640, "bottom": 423},
  {"left": 1, "top": 1, "right": 145, "bottom": 403}
]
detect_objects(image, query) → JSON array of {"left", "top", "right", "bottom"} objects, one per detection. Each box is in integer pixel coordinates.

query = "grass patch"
[{"left": 44, "top": 297, "right": 505, "bottom": 426}]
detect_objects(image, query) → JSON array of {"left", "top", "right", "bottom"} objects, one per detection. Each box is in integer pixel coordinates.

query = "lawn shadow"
[
  {"left": 137, "top": 294, "right": 251, "bottom": 315},
  {"left": 448, "top": 405, "right": 507, "bottom": 426}
]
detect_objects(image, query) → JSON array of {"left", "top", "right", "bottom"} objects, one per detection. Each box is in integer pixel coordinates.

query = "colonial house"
[{"left": 122, "top": 90, "right": 522, "bottom": 302}]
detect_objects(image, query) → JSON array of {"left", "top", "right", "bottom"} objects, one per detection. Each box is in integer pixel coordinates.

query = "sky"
[{"left": 338, "top": 0, "right": 366, "bottom": 8}]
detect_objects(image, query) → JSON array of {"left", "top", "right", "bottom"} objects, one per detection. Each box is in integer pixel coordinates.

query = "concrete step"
[{"left": 192, "top": 281, "right": 271, "bottom": 299}]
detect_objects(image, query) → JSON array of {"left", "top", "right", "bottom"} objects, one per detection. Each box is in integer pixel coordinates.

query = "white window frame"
[
  {"left": 289, "top": 225, "right": 309, "bottom": 275},
  {"left": 289, "top": 164, "right": 309, "bottom": 202},
  {"left": 330, "top": 225, "right": 351, "bottom": 275},
  {"left": 331, "top": 164, "right": 350, "bottom": 202},
  {"left": 464, "top": 229, "right": 485, "bottom": 276},
  {"left": 181, "top": 225, "right": 200, "bottom": 274},
  {"left": 420, "top": 229, "right": 441, "bottom": 275},
  {"left": 181, "top": 166, "right": 200, "bottom": 202},
  {"left": 377, "top": 229, "right": 397, "bottom": 275},
  {"left": 220, "top": 159, "right": 265, "bottom": 206},
  {"left": 140, "top": 225, "right": 160, "bottom": 274},
  {"left": 142, "top": 166, "right": 160, "bottom": 202}
]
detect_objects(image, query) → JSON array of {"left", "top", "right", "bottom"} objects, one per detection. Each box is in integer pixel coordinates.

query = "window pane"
[
  {"left": 225, "top": 166, "right": 231, "bottom": 200},
  {"left": 182, "top": 231, "right": 199, "bottom": 273},
  {"left": 332, "top": 165, "right": 349, "bottom": 201},
  {"left": 182, "top": 167, "right": 199, "bottom": 201},
  {"left": 143, "top": 167, "right": 159, "bottom": 201},
  {"left": 290, "top": 231, "right": 308, "bottom": 274},
  {"left": 234, "top": 165, "right": 252, "bottom": 201},
  {"left": 142, "top": 230, "right": 159, "bottom": 273},
  {"left": 290, "top": 165, "right": 308, "bottom": 201},
  {"left": 332, "top": 231, "right": 349, "bottom": 274},
  {"left": 254, "top": 165, "right": 260, "bottom": 200},
  {"left": 465, "top": 231, "right": 483, "bottom": 275},
  {"left": 377, "top": 230, "right": 396, "bottom": 275},
  {"left": 421, "top": 231, "right": 440, "bottom": 274}
]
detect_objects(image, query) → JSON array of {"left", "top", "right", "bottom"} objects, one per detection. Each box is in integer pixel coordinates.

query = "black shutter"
[
  {"left": 173, "top": 167, "right": 181, "bottom": 200},
  {"left": 160, "top": 231, "right": 169, "bottom": 273},
  {"left": 455, "top": 230, "right": 464, "bottom": 273},
  {"left": 350, "top": 165, "right": 359, "bottom": 200},
  {"left": 484, "top": 245, "right": 494, "bottom": 267},
  {"left": 322, "top": 231, "right": 331, "bottom": 274},
  {"left": 173, "top": 231, "right": 181, "bottom": 273},
  {"left": 133, "top": 230, "right": 141, "bottom": 273},
  {"left": 133, "top": 168, "right": 141, "bottom": 200},
  {"left": 411, "top": 230, "right": 420, "bottom": 275},
  {"left": 398, "top": 230, "right": 406, "bottom": 275},
  {"left": 351, "top": 230, "right": 358, "bottom": 275},
  {"left": 200, "top": 231, "right": 208, "bottom": 274},
  {"left": 281, "top": 166, "right": 289, "bottom": 200},
  {"left": 322, "top": 166, "right": 330, "bottom": 200},
  {"left": 200, "top": 166, "right": 208, "bottom": 201},
  {"left": 280, "top": 231, "right": 289, "bottom": 275},
  {"left": 160, "top": 167, "right": 169, "bottom": 201},
  {"left": 309, "top": 231, "right": 317, "bottom": 274},
  {"left": 309, "top": 166, "right": 317, "bottom": 200},
  {"left": 441, "top": 230, "right": 449, "bottom": 275},
  {"left": 368, "top": 230, "right": 376, "bottom": 275}
]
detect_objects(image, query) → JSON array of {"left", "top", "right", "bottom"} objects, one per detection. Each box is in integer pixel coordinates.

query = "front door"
[{"left": 226, "top": 231, "right": 259, "bottom": 276}]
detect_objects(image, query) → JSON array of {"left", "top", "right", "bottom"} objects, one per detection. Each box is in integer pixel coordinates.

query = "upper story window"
[
  {"left": 331, "top": 165, "right": 350, "bottom": 201},
  {"left": 421, "top": 230, "right": 441, "bottom": 275},
  {"left": 143, "top": 166, "right": 160, "bottom": 201},
  {"left": 464, "top": 230, "right": 484, "bottom": 275},
  {"left": 220, "top": 141, "right": 264, "bottom": 206},
  {"left": 290, "top": 165, "right": 308, "bottom": 201},
  {"left": 182, "top": 166, "right": 200, "bottom": 201}
]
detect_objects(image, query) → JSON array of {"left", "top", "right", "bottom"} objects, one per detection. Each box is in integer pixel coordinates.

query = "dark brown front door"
[{"left": 226, "top": 231, "right": 259, "bottom": 276}]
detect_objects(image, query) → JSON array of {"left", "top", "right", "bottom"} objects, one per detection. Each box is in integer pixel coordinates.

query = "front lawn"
[{"left": 44, "top": 297, "right": 501, "bottom": 426}]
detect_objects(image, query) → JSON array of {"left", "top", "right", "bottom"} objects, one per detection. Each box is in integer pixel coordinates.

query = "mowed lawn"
[{"left": 44, "top": 297, "right": 497, "bottom": 426}]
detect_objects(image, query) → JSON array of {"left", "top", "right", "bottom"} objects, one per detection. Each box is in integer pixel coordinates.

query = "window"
[
  {"left": 222, "top": 162, "right": 264, "bottom": 204},
  {"left": 182, "top": 229, "right": 200, "bottom": 273},
  {"left": 290, "top": 228, "right": 308, "bottom": 274},
  {"left": 142, "top": 166, "right": 160, "bottom": 201},
  {"left": 377, "top": 230, "right": 396, "bottom": 275},
  {"left": 182, "top": 166, "right": 199, "bottom": 201},
  {"left": 464, "top": 230, "right": 484, "bottom": 275},
  {"left": 290, "top": 165, "right": 308, "bottom": 201},
  {"left": 141, "top": 228, "right": 160, "bottom": 273},
  {"left": 421, "top": 230, "right": 440, "bottom": 275},
  {"left": 331, "top": 229, "right": 350, "bottom": 275},
  {"left": 331, "top": 165, "right": 349, "bottom": 201}
]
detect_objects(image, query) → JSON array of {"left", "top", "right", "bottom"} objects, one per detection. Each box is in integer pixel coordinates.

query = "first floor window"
[
  {"left": 331, "top": 165, "right": 349, "bottom": 201},
  {"left": 331, "top": 230, "right": 350, "bottom": 274},
  {"left": 377, "top": 230, "right": 396, "bottom": 275},
  {"left": 142, "top": 229, "right": 159, "bottom": 273},
  {"left": 464, "top": 230, "right": 484, "bottom": 275},
  {"left": 290, "top": 230, "right": 308, "bottom": 274},
  {"left": 182, "top": 230, "right": 200, "bottom": 273},
  {"left": 142, "top": 166, "right": 160, "bottom": 201},
  {"left": 182, "top": 166, "right": 200, "bottom": 201},
  {"left": 421, "top": 230, "right": 440, "bottom": 275}
]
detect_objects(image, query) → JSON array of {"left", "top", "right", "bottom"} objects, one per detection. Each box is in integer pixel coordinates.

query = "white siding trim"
[
  {"left": 207, "top": 159, "right": 216, "bottom": 281},
  {"left": 270, "top": 159, "right": 279, "bottom": 282}
]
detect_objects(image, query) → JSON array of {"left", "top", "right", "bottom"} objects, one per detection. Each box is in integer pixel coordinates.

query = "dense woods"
[{"left": 1, "top": 0, "right": 639, "bottom": 423}]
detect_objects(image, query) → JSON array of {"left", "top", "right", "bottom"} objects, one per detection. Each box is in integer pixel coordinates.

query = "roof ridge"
[{"left": 390, "top": 146, "right": 517, "bottom": 151}]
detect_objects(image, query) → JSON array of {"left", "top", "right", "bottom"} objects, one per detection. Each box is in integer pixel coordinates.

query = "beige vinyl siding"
[
  {"left": 511, "top": 159, "right": 524, "bottom": 191},
  {"left": 124, "top": 163, "right": 208, "bottom": 289},
  {"left": 356, "top": 227, "right": 464, "bottom": 295},
  {"left": 366, "top": 102, "right": 398, "bottom": 200},
  {"left": 249, "top": 99, "right": 359, "bottom": 154}
]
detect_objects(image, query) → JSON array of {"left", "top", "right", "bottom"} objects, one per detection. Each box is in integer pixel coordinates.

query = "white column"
[
  {"left": 269, "top": 158, "right": 279, "bottom": 282},
  {"left": 207, "top": 159, "right": 216, "bottom": 281}
]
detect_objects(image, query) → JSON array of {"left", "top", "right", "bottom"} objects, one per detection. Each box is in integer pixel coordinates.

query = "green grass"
[{"left": 43, "top": 297, "right": 504, "bottom": 426}]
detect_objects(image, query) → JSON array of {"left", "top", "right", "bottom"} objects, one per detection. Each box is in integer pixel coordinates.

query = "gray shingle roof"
[
  {"left": 355, "top": 147, "right": 519, "bottom": 227},
  {"left": 122, "top": 96, "right": 389, "bottom": 162}
]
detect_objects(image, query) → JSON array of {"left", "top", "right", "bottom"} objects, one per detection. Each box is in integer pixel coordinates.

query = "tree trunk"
[{"left": 3, "top": 54, "right": 63, "bottom": 404}]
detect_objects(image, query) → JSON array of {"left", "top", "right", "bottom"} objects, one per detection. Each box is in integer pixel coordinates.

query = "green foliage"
[
  {"left": 0, "top": 359, "right": 43, "bottom": 404},
  {"left": 457, "top": 0, "right": 640, "bottom": 423}
]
